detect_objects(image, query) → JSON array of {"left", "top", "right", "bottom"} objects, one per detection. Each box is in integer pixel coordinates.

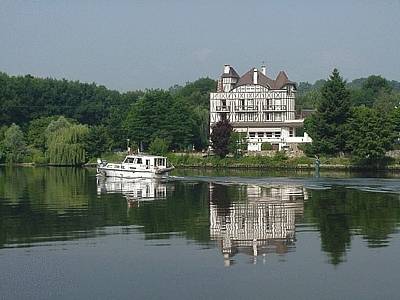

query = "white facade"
[{"left": 210, "top": 65, "right": 312, "bottom": 151}]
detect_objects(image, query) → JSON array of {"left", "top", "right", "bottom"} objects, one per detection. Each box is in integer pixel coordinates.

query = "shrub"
[{"left": 261, "top": 142, "right": 273, "bottom": 151}]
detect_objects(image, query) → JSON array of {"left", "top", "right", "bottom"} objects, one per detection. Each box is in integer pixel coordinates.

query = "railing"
[
  {"left": 262, "top": 105, "right": 287, "bottom": 111},
  {"left": 234, "top": 106, "right": 258, "bottom": 111},
  {"left": 215, "top": 106, "right": 230, "bottom": 112}
]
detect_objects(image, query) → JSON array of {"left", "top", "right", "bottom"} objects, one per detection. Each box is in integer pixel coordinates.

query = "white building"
[{"left": 210, "top": 65, "right": 312, "bottom": 151}]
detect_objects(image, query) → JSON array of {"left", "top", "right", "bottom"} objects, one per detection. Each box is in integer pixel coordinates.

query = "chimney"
[
  {"left": 253, "top": 68, "right": 258, "bottom": 84},
  {"left": 223, "top": 64, "right": 230, "bottom": 74},
  {"left": 261, "top": 65, "right": 267, "bottom": 76}
]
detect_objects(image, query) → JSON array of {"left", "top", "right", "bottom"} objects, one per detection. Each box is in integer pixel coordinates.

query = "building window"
[
  {"left": 266, "top": 132, "right": 272, "bottom": 138},
  {"left": 274, "top": 132, "right": 281, "bottom": 138},
  {"left": 257, "top": 132, "right": 264, "bottom": 138},
  {"left": 289, "top": 128, "right": 294, "bottom": 137},
  {"left": 248, "top": 99, "right": 254, "bottom": 108},
  {"left": 249, "top": 132, "right": 256, "bottom": 138}
]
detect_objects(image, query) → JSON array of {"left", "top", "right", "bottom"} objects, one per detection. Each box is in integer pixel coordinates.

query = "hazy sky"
[{"left": 1, "top": 0, "right": 399, "bottom": 91}]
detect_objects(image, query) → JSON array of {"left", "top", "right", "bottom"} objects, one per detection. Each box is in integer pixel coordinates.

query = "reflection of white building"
[
  {"left": 97, "top": 178, "right": 169, "bottom": 207},
  {"left": 209, "top": 184, "right": 306, "bottom": 265},
  {"left": 210, "top": 65, "right": 312, "bottom": 151}
]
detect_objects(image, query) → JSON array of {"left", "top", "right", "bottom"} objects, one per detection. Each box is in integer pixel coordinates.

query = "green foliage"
[
  {"left": 261, "top": 142, "right": 273, "bottom": 151},
  {"left": 210, "top": 120, "right": 232, "bottom": 158},
  {"left": 296, "top": 89, "right": 322, "bottom": 110},
  {"left": 149, "top": 137, "right": 170, "bottom": 156},
  {"left": 46, "top": 121, "right": 89, "bottom": 165},
  {"left": 124, "top": 90, "right": 195, "bottom": 151},
  {"left": 346, "top": 107, "right": 395, "bottom": 164},
  {"left": 84, "top": 125, "right": 112, "bottom": 159},
  {"left": 273, "top": 150, "right": 288, "bottom": 161},
  {"left": 373, "top": 91, "right": 400, "bottom": 114},
  {"left": 27, "top": 116, "right": 59, "bottom": 152},
  {"left": 28, "top": 147, "right": 47, "bottom": 164},
  {"left": 170, "top": 78, "right": 216, "bottom": 150},
  {"left": 228, "top": 132, "right": 247, "bottom": 156},
  {"left": 1, "top": 123, "right": 27, "bottom": 163},
  {"left": 305, "top": 69, "right": 351, "bottom": 155}
]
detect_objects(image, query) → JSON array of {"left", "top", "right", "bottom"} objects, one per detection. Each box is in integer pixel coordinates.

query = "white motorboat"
[{"left": 97, "top": 154, "right": 174, "bottom": 178}]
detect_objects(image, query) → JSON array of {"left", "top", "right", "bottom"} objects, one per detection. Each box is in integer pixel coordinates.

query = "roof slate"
[{"left": 223, "top": 67, "right": 295, "bottom": 90}]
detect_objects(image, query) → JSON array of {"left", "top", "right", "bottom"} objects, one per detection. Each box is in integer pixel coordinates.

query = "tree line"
[
  {"left": 304, "top": 69, "right": 400, "bottom": 165},
  {"left": 1, "top": 70, "right": 400, "bottom": 165},
  {"left": 0, "top": 71, "right": 214, "bottom": 164}
]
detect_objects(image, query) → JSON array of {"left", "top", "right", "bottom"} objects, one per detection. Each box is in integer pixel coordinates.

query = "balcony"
[
  {"left": 234, "top": 106, "right": 258, "bottom": 112},
  {"left": 215, "top": 106, "right": 230, "bottom": 112},
  {"left": 262, "top": 105, "right": 287, "bottom": 111}
]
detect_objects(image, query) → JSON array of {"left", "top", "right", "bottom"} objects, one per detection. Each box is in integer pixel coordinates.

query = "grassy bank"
[{"left": 167, "top": 153, "right": 400, "bottom": 171}]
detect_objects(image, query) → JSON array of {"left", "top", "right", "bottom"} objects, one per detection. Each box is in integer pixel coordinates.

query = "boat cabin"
[{"left": 122, "top": 155, "right": 167, "bottom": 168}]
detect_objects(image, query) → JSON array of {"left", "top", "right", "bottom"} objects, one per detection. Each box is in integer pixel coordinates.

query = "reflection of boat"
[
  {"left": 97, "top": 154, "right": 174, "bottom": 179},
  {"left": 209, "top": 184, "right": 306, "bottom": 266},
  {"left": 96, "top": 177, "right": 170, "bottom": 207}
]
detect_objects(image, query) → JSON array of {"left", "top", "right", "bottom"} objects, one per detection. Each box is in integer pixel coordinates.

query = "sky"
[{"left": 0, "top": 0, "right": 399, "bottom": 91}]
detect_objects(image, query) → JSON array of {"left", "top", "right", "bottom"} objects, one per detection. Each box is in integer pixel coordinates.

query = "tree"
[
  {"left": 2, "top": 124, "right": 27, "bottom": 163},
  {"left": 346, "top": 107, "right": 395, "bottom": 163},
  {"left": 124, "top": 90, "right": 195, "bottom": 151},
  {"left": 228, "top": 132, "right": 247, "bottom": 156},
  {"left": 84, "top": 125, "right": 112, "bottom": 159},
  {"left": 373, "top": 91, "right": 400, "bottom": 114},
  {"left": 46, "top": 123, "right": 89, "bottom": 165},
  {"left": 27, "top": 116, "right": 59, "bottom": 152},
  {"left": 304, "top": 69, "right": 351, "bottom": 155},
  {"left": 210, "top": 119, "right": 232, "bottom": 158},
  {"left": 149, "top": 137, "right": 170, "bottom": 156}
]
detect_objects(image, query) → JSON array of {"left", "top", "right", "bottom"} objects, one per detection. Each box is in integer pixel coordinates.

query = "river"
[{"left": 0, "top": 167, "right": 399, "bottom": 299}]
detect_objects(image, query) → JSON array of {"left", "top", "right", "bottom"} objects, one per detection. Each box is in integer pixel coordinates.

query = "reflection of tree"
[
  {"left": 0, "top": 167, "right": 95, "bottom": 248},
  {"left": 126, "top": 181, "right": 210, "bottom": 243},
  {"left": 304, "top": 187, "right": 400, "bottom": 265}
]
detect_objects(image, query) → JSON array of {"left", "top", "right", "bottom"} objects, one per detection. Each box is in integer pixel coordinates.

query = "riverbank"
[
  {"left": 3, "top": 152, "right": 400, "bottom": 171},
  {"left": 166, "top": 153, "right": 400, "bottom": 171}
]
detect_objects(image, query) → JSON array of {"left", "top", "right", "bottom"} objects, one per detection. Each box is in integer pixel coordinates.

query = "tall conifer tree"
[{"left": 305, "top": 69, "right": 351, "bottom": 155}]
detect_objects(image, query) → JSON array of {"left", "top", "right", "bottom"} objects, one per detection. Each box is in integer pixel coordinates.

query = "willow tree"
[{"left": 46, "top": 123, "right": 89, "bottom": 166}]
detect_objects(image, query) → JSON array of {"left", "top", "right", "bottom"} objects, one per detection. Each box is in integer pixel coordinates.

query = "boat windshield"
[
  {"left": 155, "top": 158, "right": 165, "bottom": 166},
  {"left": 124, "top": 157, "right": 134, "bottom": 163}
]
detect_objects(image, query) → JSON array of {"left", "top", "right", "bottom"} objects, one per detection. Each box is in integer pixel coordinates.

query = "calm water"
[{"left": 1, "top": 167, "right": 400, "bottom": 299}]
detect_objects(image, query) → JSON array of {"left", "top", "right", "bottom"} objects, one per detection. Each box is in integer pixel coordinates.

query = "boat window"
[
  {"left": 125, "top": 158, "right": 134, "bottom": 163},
  {"left": 155, "top": 158, "right": 165, "bottom": 166},
  {"left": 136, "top": 158, "right": 142, "bottom": 164}
]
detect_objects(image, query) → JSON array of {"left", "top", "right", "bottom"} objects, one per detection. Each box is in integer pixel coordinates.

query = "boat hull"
[{"left": 97, "top": 167, "right": 173, "bottom": 179}]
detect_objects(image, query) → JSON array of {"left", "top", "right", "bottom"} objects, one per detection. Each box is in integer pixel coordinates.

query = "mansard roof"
[{"left": 234, "top": 68, "right": 296, "bottom": 90}]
